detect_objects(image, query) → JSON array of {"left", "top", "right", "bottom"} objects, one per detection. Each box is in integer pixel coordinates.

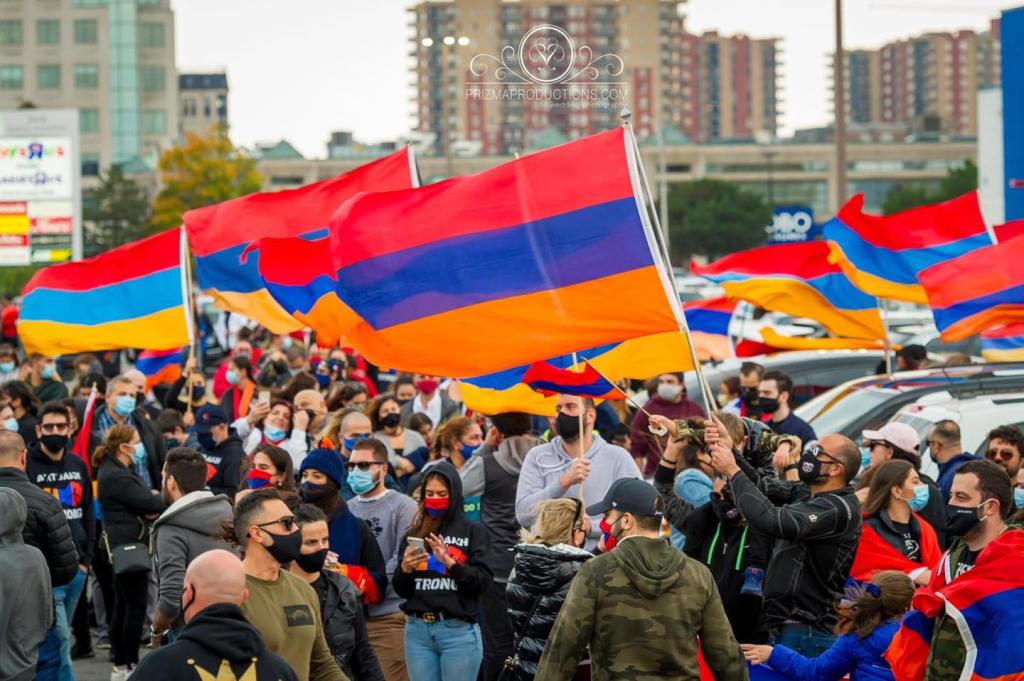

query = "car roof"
[{"left": 822, "top": 362, "right": 1024, "bottom": 394}]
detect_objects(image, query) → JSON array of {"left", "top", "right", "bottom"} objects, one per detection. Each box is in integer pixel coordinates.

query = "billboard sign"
[
  {"left": 1003, "top": 7, "right": 1024, "bottom": 222},
  {"left": 765, "top": 205, "right": 820, "bottom": 244}
]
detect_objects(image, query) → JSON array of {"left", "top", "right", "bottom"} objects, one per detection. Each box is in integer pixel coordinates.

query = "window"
[
  {"left": 73, "top": 19, "right": 97, "bottom": 44},
  {"left": 81, "top": 153, "right": 100, "bottom": 177},
  {"left": 141, "top": 65, "right": 164, "bottom": 91},
  {"left": 139, "top": 23, "right": 164, "bottom": 48},
  {"left": 75, "top": 64, "right": 98, "bottom": 89},
  {"left": 0, "top": 65, "right": 23, "bottom": 89},
  {"left": 80, "top": 108, "right": 99, "bottom": 133},
  {"left": 36, "top": 20, "right": 60, "bottom": 45},
  {"left": 142, "top": 109, "right": 166, "bottom": 134},
  {"left": 182, "top": 98, "right": 195, "bottom": 116},
  {"left": 37, "top": 64, "right": 60, "bottom": 89},
  {"left": 0, "top": 20, "right": 22, "bottom": 45}
]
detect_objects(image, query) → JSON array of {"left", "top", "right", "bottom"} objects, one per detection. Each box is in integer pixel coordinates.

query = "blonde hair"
[
  {"left": 520, "top": 498, "right": 584, "bottom": 546},
  {"left": 316, "top": 407, "right": 356, "bottom": 449}
]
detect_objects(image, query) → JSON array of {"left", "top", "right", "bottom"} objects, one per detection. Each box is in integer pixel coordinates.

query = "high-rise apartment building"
[
  {"left": 835, "top": 19, "right": 1001, "bottom": 135},
  {"left": 178, "top": 71, "right": 228, "bottom": 138},
  {"left": 409, "top": 0, "right": 780, "bottom": 157},
  {"left": 0, "top": 0, "right": 178, "bottom": 181}
]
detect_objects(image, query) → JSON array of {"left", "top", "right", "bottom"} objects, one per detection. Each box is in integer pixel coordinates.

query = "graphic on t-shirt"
[{"left": 283, "top": 604, "right": 314, "bottom": 627}]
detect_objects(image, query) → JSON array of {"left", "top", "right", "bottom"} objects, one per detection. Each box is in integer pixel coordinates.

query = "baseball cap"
[
  {"left": 862, "top": 422, "right": 920, "bottom": 455},
  {"left": 586, "top": 478, "right": 662, "bottom": 518},
  {"left": 194, "top": 405, "right": 228, "bottom": 434}
]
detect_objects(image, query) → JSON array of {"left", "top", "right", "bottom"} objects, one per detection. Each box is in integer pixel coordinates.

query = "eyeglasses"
[
  {"left": 255, "top": 516, "right": 297, "bottom": 533},
  {"left": 804, "top": 441, "right": 844, "bottom": 468},
  {"left": 346, "top": 461, "right": 381, "bottom": 471},
  {"left": 40, "top": 423, "right": 69, "bottom": 433},
  {"left": 987, "top": 447, "right": 1018, "bottom": 462}
]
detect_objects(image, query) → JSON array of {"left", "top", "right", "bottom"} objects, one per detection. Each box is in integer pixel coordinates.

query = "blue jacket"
[
  {"left": 937, "top": 452, "right": 982, "bottom": 504},
  {"left": 767, "top": 621, "right": 899, "bottom": 681}
]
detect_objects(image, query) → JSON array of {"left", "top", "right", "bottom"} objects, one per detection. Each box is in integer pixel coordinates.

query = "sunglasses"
[
  {"left": 987, "top": 448, "right": 1018, "bottom": 462},
  {"left": 255, "top": 516, "right": 297, "bottom": 533},
  {"left": 804, "top": 441, "right": 844, "bottom": 468},
  {"left": 40, "top": 422, "right": 69, "bottom": 433},
  {"left": 346, "top": 461, "right": 381, "bottom": 471}
]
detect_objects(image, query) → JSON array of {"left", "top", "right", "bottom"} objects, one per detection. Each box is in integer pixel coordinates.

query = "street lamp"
[{"left": 420, "top": 34, "right": 470, "bottom": 178}]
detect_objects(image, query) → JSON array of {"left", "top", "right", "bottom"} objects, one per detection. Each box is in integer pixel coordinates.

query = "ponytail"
[
  {"left": 92, "top": 423, "right": 136, "bottom": 469},
  {"left": 431, "top": 417, "right": 473, "bottom": 460},
  {"left": 839, "top": 570, "right": 915, "bottom": 639}
]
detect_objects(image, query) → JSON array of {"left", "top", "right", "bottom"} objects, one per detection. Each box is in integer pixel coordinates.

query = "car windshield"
[
  {"left": 796, "top": 383, "right": 857, "bottom": 422},
  {"left": 808, "top": 388, "right": 893, "bottom": 436}
]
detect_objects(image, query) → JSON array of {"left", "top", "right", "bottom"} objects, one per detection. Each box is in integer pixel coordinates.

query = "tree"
[
  {"left": 666, "top": 179, "right": 771, "bottom": 262},
  {"left": 882, "top": 185, "right": 932, "bottom": 216},
  {"left": 83, "top": 165, "right": 151, "bottom": 257},
  {"left": 882, "top": 159, "right": 977, "bottom": 215},
  {"left": 149, "top": 126, "right": 263, "bottom": 232}
]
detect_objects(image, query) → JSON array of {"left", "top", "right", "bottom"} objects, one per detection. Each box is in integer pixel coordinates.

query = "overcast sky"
[{"left": 171, "top": 0, "right": 1016, "bottom": 158}]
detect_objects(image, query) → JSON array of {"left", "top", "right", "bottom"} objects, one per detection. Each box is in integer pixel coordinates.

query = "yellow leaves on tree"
[{"left": 149, "top": 127, "right": 263, "bottom": 232}]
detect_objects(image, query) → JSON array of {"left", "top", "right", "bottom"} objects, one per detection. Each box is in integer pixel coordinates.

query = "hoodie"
[
  {"left": 201, "top": 434, "right": 246, "bottom": 500},
  {"left": 26, "top": 440, "right": 95, "bottom": 566},
  {"left": 0, "top": 487, "right": 53, "bottom": 681},
  {"left": 392, "top": 461, "right": 493, "bottom": 622},
  {"left": 151, "top": 491, "right": 235, "bottom": 629},
  {"left": 534, "top": 535, "right": 747, "bottom": 681},
  {"left": 129, "top": 603, "right": 298, "bottom": 681},
  {"left": 767, "top": 620, "right": 900, "bottom": 681}
]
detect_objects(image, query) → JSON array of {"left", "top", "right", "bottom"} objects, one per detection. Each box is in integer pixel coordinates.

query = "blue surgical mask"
[
  {"left": 461, "top": 442, "right": 480, "bottom": 460},
  {"left": 314, "top": 372, "right": 330, "bottom": 388},
  {"left": 675, "top": 468, "right": 713, "bottom": 508},
  {"left": 114, "top": 395, "right": 136, "bottom": 417},
  {"left": 264, "top": 425, "right": 286, "bottom": 442},
  {"left": 343, "top": 433, "right": 370, "bottom": 452},
  {"left": 1014, "top": 488, "right": 1024, "bottom": 510},
  {"left": 225, "top": 369, "right": 239, "bottom": 385},
  {"left": 0, "top": 361, "right": 14, "bottom": 374},
  {"left": 40, "top": 364, "right": 56, "bottom": 380},
  {"left": 2, "top": 417, "right": 17, "bottom": 432},
  {"left": 347, "top": 469, "right": 377, "bottom": 495},
  {"left": 860, "top": 447, "right": 872, "bottom": 472},
  {"left": 907, "top": 483, "right": 930, "bottom": 513},
  {"left": 132, "top": 442, "right": 147, "bottom": 464}
]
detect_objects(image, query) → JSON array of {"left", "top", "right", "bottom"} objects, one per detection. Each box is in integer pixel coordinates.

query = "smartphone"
[
  {"left": 407, "top": 537, "right": 426, "bottom": 554},
  {"left": 258, "top": 390, "right": 271, "bottom": 404}
]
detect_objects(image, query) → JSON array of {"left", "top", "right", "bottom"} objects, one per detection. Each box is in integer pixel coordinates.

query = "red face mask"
[
  {"left": 415, "top": 379, "right": 440, "bottom": 394},
  {"left": 423, "top": 496, "right": 449, "bottom": 518},
  {"left": 599, "top": 517, "right": 618, "bottom": 551}
]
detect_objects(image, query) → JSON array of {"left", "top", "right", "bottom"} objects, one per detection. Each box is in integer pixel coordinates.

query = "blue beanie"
[{"left": 299, "top": 448, "right": 346, "bottom": 490}]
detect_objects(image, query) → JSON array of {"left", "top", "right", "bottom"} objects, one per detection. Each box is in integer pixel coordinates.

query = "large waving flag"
[
  {"left": 684, "top": 297, "right": 735, "bottom": 361},
  {"left": 919, "top": 233, "right": 1024, "bottom": 341},
  {"left": 184, "top": 148, "right": 418, "bottom": 332},
  {"left": 981, "top": 324, "right": 1024, "bottom": 362},
  {"left": 824, "top": 192, "right": 993, "bottom": 304},
  {"left": 691, "top": 241, "right": 886, "bottom": 341},
  {"left": 257, "top": 128, "right": 683, "bottom": 377},
  {"left": 885, "top": 529, "right": 1024, "bottom": 681},
  {"left": 19, "top": 229, "right": 190, "bottom": 356}
]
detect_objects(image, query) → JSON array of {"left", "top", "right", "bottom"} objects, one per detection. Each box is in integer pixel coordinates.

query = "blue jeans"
[
  {"left": 770, "top": 622, "right": 836, "bottom": 657},
  {"left": 37, "top": 568, "right": 88, "bottom": 681},
  {"left": 405, "top": 616, "right": 482, "bottom": 681}
]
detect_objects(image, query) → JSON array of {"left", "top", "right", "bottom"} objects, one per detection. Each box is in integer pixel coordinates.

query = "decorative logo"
[{"left": 470, "top": 24, "right": 625, "bottom": 86}]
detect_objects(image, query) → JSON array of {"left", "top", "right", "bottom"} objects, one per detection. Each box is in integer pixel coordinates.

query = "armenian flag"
[
  {"left": 824, "top": 192, "right": 993, "bottom": 304},
  {"left": 135, "top": 348, "right": 184, "bottom": 391},
  {"left": 257, "top": 128, "right": 683, "bottom": 377},
  {"left": 691, "top": 242, "right": 885, "bottom": 341},
  {"left": 523, "top": 360, "right": 627, "bottom": 400},
  {"left": 919, "top": 233, "right": 1024, "bottom": 342},
  {"left": 981, "top": 324, "right": 1024, "bottom": 362},
  {"left": 184, "top": 148, "right": 418, "bottom": 332},
  {"left": 19, "top": 229, "right": 190, "bottom": 356},
  {"left": 885, "top": 529, "right": 1024, "bottom": 681},
  {"left": 684, "top": 297, "right": 735, "bottom": 361}
]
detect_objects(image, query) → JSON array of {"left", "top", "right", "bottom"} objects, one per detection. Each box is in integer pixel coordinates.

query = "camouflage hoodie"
[{"left": 534, "top": 535, "right": 748, "bottom": 681}]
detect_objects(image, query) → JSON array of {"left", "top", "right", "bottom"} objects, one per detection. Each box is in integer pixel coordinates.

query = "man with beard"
[
  {"left": 723, "top": 362, "right": 765, "bottom": 419},
  {"left": 515, "top": 395, "right": 641, "bottom": 550}
]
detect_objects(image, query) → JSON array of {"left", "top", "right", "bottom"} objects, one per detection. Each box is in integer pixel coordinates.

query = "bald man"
[
  {"left": 124, "top": 368, "right": 160, "bottom": 420},
  {"left": 131, "top": 550, "right": 298, "bottom": 681},
  {"left": 294, "top": 389, "right": 328, "bottom": 435}
]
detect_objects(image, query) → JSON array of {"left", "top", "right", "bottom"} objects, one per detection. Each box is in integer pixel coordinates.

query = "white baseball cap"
[{"left": 862, "top": 422, "right": 920, "bottom": 455}]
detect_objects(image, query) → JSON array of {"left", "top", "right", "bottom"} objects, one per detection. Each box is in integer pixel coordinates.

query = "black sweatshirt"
[{"left": 26, "top": 442, "right": 95, "bottom": 566}]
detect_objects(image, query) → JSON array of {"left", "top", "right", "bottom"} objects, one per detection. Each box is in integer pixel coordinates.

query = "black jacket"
[
  {"left": 79, "top": 401, "right": 167, "bottom": 491},
  {"left": 0, "top": 467, "right": 79, "bottom": 586},
  {"left": 25, "top": 442, "right": 95, "bottom": 566},
  {"left": 201, "top": 435, "right": 245, "bottom": 500},
  {"left": 130, "top": 603, "right": 298, "bottom": 681},
  {"left": 393, "top": 461, "right": 493, "bottom": 622},
  {"left": 506, "top": 543, "right": 591, "bottom": 681},
  {"left": 729, "top": 471, "right": 862, "bottom": 632},
  {"left": 96, "top": 455, "right": 165, "bottom": 548},
  {"left": 317, "top": 571, "right": 386, "bottom": 681}
]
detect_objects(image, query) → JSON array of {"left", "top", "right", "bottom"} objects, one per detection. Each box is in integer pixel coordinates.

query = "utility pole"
[{"left": 834, "top": 0, "right": 848, "bottom": 209}]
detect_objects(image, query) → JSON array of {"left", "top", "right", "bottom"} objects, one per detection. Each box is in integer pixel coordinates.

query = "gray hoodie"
[
  {"left": 0, "top": 487, "right": 53, "bottom": 681},
  {"left": 152, "top": 490, "right": 235, "bottom": 628}
]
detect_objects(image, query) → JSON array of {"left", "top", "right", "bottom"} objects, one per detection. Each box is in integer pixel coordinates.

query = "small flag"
[{"left": 522, "top": 360, "right": 627, "bottom": 400}]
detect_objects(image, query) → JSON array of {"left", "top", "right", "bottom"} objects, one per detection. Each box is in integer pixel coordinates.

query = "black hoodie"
[
  {"left": 25, "top": 440, "right": 95, "bottom": 566},
  {"left": 201, "top": 434, "right": 245, "bottom": 500},
  {"left": 130, "top": 603, "right": 298, "bottom": 681},
  {"left": 392, "top": 461, "right": 493, "bottom": 623}
]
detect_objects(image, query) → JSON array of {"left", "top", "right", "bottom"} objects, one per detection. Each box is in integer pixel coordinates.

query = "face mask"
[
  {"left": 261, "top": 528, "right": 303, "bottom": 565},
  {"left": 423, "top": 496, "right": 449, "bottom": 518},
  {"left": 342, "top": 433, "right": 370, "bottom": 452},
  {"left": 190, "top": 387, "right": 206, "bottom": 403},
  {"left": 314, "top": 373, "right": 330, "bottom": 389},
  {"left": 656, "top": 383, "right": 683, "bottom": 401},
  {"left": 281, "top": 337, "right": 294, "bottom": 350},
  {"left": 759, "top": 397, "right": 780, "bottom": 414},
  {"left": 197, "top": 432, "right": 216, "bottom": 451},
  {"left": 225, "top": 369, "right": 239, "bottom": 386},
  {"left": 2, "top": 417, "right": 17, "bottom": 432},
  {"left": 397, "top": 397, "right": 412, "bottom": 407},
  {"left": 0, "top": 362, "right": 14, "bottom": 374},
  {"left": 1014, "top": 488, "right": 1024, "bottom": 510},
  {"left": 381, "top": 413, "right": 402, "bottom": 429},
  {"left": 264, "top": 425, "right": 287, "bottom": 442},
  {"left": 461, "top": 442, "right": 480, "bottom": 460},
  {"left": 944, "top": 500, "right": 990, "bottom": 537},
  {"left": 247, "top": 469, "right": 273, "bottom": 490},
  {"left": 555, "top": 412, "right": 582, "bottom": 441},
  {"left": 860, "top": 447, "right": 872, "bottom": 471},
  {"left": 711, "top": 492, "right": 741, "bottom": 523},
  {"left": 675, "top": 468, "right": 713, "bottom": 508},
  {"left": 741, "top": 388, "right": 759, "bottom": 405},
  {"left": 797, "top": 450, "right": 830, "bottom": 485},
  {"left": 599, "top": 517, "right": 620, "bottom": 551},
  {"left": 906, "top": 483, "right": 930, "bottom": 512},
  {"left": 180, "top": 585, "right": 196, "bottom": 620},
  {"left": 132, "top": 442, "right": 148, "bottom": 465},
  {"left": 114, "top": 395, "right": 136, "bottom": 417},
  {"left": 40, "top": 364, "right": 56, "bottom": 380},
  {"left": 294, "top": 548, "right": 330, "bottom": 574},
  {"left": 40, "top": 434, "right": 67, "bottom": 453},
  {"left": 300, "top": 481, "right": 331, "bottom": 503},
  {"left": 415, "top": 379, "right": 439, "bottom": 394},
  {"left": 347, "top": 468, "right": 377, "bottom": 495}
]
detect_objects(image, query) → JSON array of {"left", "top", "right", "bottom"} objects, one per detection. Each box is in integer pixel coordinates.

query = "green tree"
[
  {"left": 666, "top": 179, "right": 771, "bottom": 261},
  {"left": 938, "top": 158, "right": 977, "bottom": 200},
  {"left": 882, "top": 185, "right": 932, "bottom": 216},
  {"left": 882, "top": 159, "right": 977, "bottom": 215},
  {"left": 83, "top": 164, "right": 151, "bottom": 257},
  {"left": 149, "top": 126, "right": 263, "bottom": 232}
]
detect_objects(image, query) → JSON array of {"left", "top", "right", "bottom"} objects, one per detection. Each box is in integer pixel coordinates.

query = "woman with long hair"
[
  {"left": 242, "top": 399, "right": 309, "bottom": 470},
  {"left": 369, "top": 394, "right": 429, "bottom": 474},
  {"left": 742, "top": 571, "right": 916, "bottom": 680},
  {"left": 218, "top": 355, "right": 256, "bottom": 424},
  {"left": 850, "top": 459, "right": 942, "bottom": 587},
  {"left": 236, "top": 443, "right": 297, "bottom": 503},
  {"left": 426, "top": 417, "right": 482, "bottom": 472},
  {"left": 0, "top": 380, "right": 41, "bottom": 446},
  {"left": 328, "top": 381, "right": 370, "bottom": 412},
  {"left": 505, "top": 498, "right": 591, "bottom": 681},
  {"left": 95, "top": 424, "right": 165, "bottom": 680},
  {"left": 394, "top": 462, "right": 492, "bottom": 681}
]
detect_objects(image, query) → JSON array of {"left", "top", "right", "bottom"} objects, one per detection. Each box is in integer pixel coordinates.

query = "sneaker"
[
  {"left": 71, "top": 645, "right": 95, "bottom": 659},
  {"left": 97, "top": 636, "right": 111, "bottom": 650},
  {"left": 110, "top": 666, "right": 129, "bottom": 681},
  {"left": 741, "top": 567, "right": 765, "bottom": 597}
]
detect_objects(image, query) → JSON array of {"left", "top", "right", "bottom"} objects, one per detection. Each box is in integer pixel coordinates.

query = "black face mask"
[
  {"left": 294, "top": 548, "right": 329, "bottom": 574},
  {"left": 300, "top": 482, "right": 330, "bottom": 503},
  {"left": 396, "top": 398, "right": 411, "bottom": 407},
  {"left": 944, "top": 501, "right": 988, "bottom": 537},
  {"left": 711, "top": 490, "right": 741, "bottom": 524},
  {"left": 262, "top": 529, "right": 303, "bottom": 565},
  {"left": 190, "top": 387, "right": 206, "bottom": 403},
  {"left": 197, "top": 432, "right": 216, "bottom": 452},
  {"left": 741, "top": 388, "right": 760, "bottom": 405},
  {"left": 555, "top": 412, "right": 582, "bottom": 441},
  {"left": 797, "top": 450, "right": 831, "bottom": 484},
  {"left": 180, "top": 585, "right": 196, "bottom": 620},
  {"left": 381, "top": 413, "right": 402, "bottom": 429},
  {"left": 40, "top": 434, "right": 67, "bottom": 454},
  {"left": 759, "top": 397, "right": 780, "bottom": 414}
]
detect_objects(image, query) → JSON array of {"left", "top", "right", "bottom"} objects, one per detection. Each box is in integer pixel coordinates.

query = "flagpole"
[
  {"left": 621, "top": 108, "right": 716, "bottom": 415},
  {"left": 882, "top": 298, "right": 893, "bottom": 378},
  {"left": 579, "top": 357, "right": 657, "bottom": 420},
  {"left": 179, "top": 225, "right": 198, "bottom": 360}
]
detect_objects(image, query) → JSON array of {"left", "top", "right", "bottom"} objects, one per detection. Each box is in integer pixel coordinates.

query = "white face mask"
[{"left": 657, "top": 383, "right": 683, "bottom": 401}]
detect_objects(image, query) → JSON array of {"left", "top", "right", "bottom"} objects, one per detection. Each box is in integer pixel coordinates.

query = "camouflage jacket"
[{"left": 533, "top": 535, "right": 748, "bottom": 681}]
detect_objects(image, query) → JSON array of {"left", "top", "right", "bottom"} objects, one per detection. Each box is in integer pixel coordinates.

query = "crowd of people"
[{"left": 0, "top": 326, "right": 1021, "bottom": 681}]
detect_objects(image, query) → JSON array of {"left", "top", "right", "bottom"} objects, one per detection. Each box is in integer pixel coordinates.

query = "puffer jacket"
[
  {"left": 506, "top": 542, "right": 591, "bottom": 681},
  {"left": 320, "top": 570, "right": 385, "bottom": 681},
  {"left": 0, "top": 467, "right": 78, "bottom": 586},
  {"left": 767, "top": 620, "right": 900, "bottom": 681}
]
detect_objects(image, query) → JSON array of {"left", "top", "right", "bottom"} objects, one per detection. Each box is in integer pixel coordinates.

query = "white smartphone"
[
  {"left": 407, "top": 537, "right": 426, "bottom": 553},
  {"left": 258, "top": 390, "right": 271, "bottom": 404}
]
